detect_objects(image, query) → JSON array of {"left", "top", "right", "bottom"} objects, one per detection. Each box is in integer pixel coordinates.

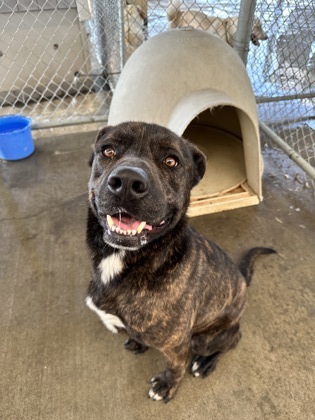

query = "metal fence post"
[
  {"left": 259, "top": 121, "right": 315, "bottom": 180},
  {"left": 82, "top": 0, "right": 125, "bottom": 92},
  {"left": 234, "top": 0, "right": 257, "bottom": 64},
  {"left": 102, "top": 0, "right": 125, "bottom": 90}
]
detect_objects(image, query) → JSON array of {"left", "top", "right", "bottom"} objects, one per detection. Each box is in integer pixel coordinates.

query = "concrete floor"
[{"left": 0, "top": 127, "right": 314, "bottom": 420}]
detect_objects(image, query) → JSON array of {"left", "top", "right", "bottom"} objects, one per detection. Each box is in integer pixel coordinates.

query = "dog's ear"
[
  {"left": 136, "top": 5, "right": 146, "bottom": 21},
  {"left": 88, "top": 152, "right": 94, "bottom": 167},
  {"left": 189, "top": 143, "right": 207, "bottom": 187},
  {"left": 95, "top": 125, "right": 113, "bottom": 143}
]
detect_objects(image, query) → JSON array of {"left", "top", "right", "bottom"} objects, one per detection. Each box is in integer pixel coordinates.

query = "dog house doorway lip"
[
  {"left": 168, "top": 89, "right": 247, "bottom": 191},
  {"left": 167, "top": 89, "right": 238, "bottom": 137},
  {"left": 185, "top": 124, "right": 246, "bottom": 198},
  {"left": 166, "top": 89, "right": 260, "bottom": 216}
]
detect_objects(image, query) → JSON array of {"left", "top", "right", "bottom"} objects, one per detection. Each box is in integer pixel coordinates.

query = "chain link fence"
[
  {"left": 249, "top": 0, "right": 315, "bottom": 188},
  {"left": 0, "top": 0, "right": 114, "bottom": 125},
  {"left": 0, "top": 0, "right": 314, "bottom": 186}
]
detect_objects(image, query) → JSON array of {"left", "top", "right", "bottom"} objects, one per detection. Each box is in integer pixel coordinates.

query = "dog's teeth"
[
  {"left": 109, "top": 221, "right": 147, "bottom": 236},
  {"left": 106, "top": 215, "right": 114, "bottom": 227},
  {"left": 137, "top": 221, "right": 146, "bottom": 233}
]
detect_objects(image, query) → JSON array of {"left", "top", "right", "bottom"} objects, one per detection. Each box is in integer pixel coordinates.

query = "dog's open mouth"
[
  {"left": 101, "top": 212, "right": 169, "bottom": 249},
  {"left": 105, "top": 213, "right": 166, "bottom": 237}
]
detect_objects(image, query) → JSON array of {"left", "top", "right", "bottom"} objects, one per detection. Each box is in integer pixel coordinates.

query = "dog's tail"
[
  {"left": 166, "top": 0, "right": 181, "bottom": 23},
  {"left": 238, "top": 247, "right": 276, "bottom": 286}
]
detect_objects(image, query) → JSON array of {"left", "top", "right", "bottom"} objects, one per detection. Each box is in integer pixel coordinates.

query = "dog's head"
[
  {"left": 88, "top": 122, "right": 206, "bottom": 251},
  {"left": 250, "top": 17, "right": 268, "bottom": 46},
  {"left": 225, "top": 16, "right": 268, "bottom": 47}
]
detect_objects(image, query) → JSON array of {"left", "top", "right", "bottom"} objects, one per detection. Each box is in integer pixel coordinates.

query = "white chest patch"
[
  {"left": 86, "top": 296, "right": 125, "bottom": 334},
  {"left": 99, "top": 251, "right": 125, "bottom": 285}
]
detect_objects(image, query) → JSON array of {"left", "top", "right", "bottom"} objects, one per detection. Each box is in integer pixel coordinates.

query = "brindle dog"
[{"left": 86, "top": 122, "right": 275, "bottom": 402}]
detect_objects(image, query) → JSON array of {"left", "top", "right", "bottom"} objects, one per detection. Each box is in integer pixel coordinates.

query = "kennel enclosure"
[{"left": 1, "top": 0, "right": 314, "bottom": 189}]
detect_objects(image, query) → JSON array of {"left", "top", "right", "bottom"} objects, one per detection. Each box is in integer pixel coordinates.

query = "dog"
[
  {"left": 124, "top": 1, "right": 146, "bottom": 58},
  {"left": 167, "top": 0, "right": 268, "bottom": 47},
  {"left": 86, "top": 122, "right": 276, "bottom": 402}
]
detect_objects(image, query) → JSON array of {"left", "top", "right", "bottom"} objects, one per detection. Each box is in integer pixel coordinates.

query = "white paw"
[
  {"left": 191, "top": 361, "right": 200, "bottom": 377},
  {"left": 86, "top": 296, "right": 125, "bottom": 333},
  {"left": 148, "top": 388, "right": 163, "bottom": 401}
]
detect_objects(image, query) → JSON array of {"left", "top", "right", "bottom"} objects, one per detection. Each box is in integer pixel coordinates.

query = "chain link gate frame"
[{"left": 0, "top": 0, "right": 314, "bottom": 187}]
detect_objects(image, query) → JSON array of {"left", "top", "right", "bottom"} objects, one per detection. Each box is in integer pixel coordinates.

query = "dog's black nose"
[{"left": 107, "top": 166, "right": 149, "bottom": 199}]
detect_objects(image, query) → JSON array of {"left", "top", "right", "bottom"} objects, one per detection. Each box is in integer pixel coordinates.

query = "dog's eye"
[
  {"left": 164, "top": 156, "right": 178, "bottom": 168},
  {"left": 101, "top": 146, "right": 116, "bottom": 158}
]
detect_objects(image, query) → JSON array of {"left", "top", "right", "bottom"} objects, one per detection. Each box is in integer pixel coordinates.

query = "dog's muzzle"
[
  {"left": 251, "top": 32, "right": 268, "bottom": 46},
  {"left": 250, "top": 33, "right": 259, "bottom": 46},
  {"left": 92, "top": 164, "right": 171, "bottom": 250},
  {"left": 107, "top": 165, "right": 149, "bottom": 200}
]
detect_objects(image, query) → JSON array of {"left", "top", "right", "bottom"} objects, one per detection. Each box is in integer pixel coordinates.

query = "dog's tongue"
[{"left": 112, "top": 215, "right": 153, "bottom": 231}]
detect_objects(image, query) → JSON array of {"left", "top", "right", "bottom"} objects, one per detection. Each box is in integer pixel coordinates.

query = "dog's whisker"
[{"left": 67, "top": 191, "right": 89, "bottom": 201}]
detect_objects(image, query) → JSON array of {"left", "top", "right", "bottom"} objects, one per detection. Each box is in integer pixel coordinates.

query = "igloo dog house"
[{"left": 108, "top": 28, "right": 262, "bottom": 217}]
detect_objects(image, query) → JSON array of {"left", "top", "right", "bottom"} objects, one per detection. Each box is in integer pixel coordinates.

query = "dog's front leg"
[{"left": 148, "top": 344, "right": 190, "bottom": 403}]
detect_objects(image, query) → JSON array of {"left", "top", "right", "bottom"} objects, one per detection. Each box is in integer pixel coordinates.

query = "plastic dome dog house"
[{"left": 108, "top": 28, "right": 262, "bottom": 217}]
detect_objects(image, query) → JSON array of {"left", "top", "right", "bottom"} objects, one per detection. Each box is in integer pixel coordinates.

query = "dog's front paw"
[
  {"left": 148, "top": 374, "right": 177, "bottom": 403},
  {"left": 124, "top": 338, "right": 148, "bottom": 354}
]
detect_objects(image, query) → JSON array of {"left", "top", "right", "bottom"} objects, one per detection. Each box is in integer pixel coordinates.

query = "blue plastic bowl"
[{"left": 0, "top": 115, "right": 35, "bottom": 160}]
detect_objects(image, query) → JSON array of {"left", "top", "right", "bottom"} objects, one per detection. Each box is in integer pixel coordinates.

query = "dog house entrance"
[{"left": 184, "top": 106, "right": 259, "bottom": 217}]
